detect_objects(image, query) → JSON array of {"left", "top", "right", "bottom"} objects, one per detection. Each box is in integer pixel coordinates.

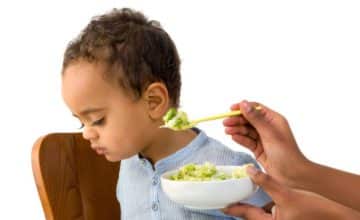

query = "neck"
[{"left": 140, "top": 127, "right": 197, "bottom": 165}]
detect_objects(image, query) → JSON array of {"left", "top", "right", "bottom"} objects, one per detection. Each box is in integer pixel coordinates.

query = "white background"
[{"left": 0, "top": 0, "right": 359, "bottom": 219}]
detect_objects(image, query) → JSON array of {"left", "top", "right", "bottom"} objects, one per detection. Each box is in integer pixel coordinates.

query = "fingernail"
[
  {"left": 242, "top": 100, "right": 252, "bottom": 113},
  {"left": 246, "top": 165, "right": 258, "bottom": 176},
  {"left": 271, "top": 206, "right": 276, "bottom": 217}
]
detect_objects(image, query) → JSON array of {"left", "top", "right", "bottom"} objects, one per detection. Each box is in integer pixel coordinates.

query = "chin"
[
  {"left": 104, "top": 154, "right": 121, "bottom": 162},
  {"left": 105, "top": 153, "right": 133, "bottom": 162}
]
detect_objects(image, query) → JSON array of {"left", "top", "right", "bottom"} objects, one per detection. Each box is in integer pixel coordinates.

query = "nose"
[{"left": 82, "top": 126, "right": 99, "bottom": 141}]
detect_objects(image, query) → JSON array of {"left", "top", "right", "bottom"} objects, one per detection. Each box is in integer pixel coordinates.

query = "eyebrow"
[{"left": 72, "top": 107, "right": 106, "bottom": 118}]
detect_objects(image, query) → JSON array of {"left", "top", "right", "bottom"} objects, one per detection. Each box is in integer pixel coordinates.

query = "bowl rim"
[{"left": 160, "top": 165, "right": 253, "bottom": 184}]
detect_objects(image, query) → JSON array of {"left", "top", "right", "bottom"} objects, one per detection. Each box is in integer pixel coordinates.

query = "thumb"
[
  {"left": 223, "top": 203, "right": 273, "bottom": 219},
  {"left": 239, "top": 100, "right": 277, "bottom": 132},
  {"left": 247, "top": 166, "right": 287, "bottom": 204}
]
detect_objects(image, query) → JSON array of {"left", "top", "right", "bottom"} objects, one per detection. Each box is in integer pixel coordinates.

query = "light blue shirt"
[{"left": 117, "top": 129, "right": 271, "bottom": 220}]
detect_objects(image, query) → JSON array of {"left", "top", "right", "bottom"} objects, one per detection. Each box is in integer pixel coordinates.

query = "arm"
[
  {"left": 224, "top": 100, "right": 360, "bottom": 211},
  {"left": 293, "top": 161, "right": 360, "bottom": 211},
  {"left": 223, "top": 167, "right": 360, "bottom": 220}
]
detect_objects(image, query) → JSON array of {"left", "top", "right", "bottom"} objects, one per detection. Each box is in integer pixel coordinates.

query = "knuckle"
[{"left": 255, "top": 171, "right": 269, "bottom": 183}]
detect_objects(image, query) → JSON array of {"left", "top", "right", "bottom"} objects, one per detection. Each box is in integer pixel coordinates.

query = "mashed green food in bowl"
[
  {"left": 161, "top": 162, "right": 258, "bottom": 209},
  {"left": 170, "top": 162, "right": 251, "bottom": 181}
]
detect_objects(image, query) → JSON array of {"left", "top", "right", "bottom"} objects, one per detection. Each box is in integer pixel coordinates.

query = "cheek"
[
  {"left": 105, "top": 113, "right": 152, "bottom": 150},
  {"left": 105, "top": 131, "right": 150, "bottom": 161},
  {"left": 127, "top": 107, "right": 154, "bottom": 135},
  {"left": 102, "top": 102, "right": 155, "bottom": 156}
]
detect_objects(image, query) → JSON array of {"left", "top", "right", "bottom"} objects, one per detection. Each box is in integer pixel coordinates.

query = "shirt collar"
[
  {"left": 154, "top": 128, "right": 207, "bottom": 172},
  {"left": 135, "top": 128, "right": 208, "bottom": 173}
]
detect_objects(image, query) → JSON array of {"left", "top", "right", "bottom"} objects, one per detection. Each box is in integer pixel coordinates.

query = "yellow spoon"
[{"left": 161, "top": 106, "right": 262, "bottom": 131}]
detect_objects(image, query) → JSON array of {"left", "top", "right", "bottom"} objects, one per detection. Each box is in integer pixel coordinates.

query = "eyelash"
[
  {"left": 92, "top": 118, "right": 105, "bottom": 126},
  {"left": 78, "top": 118, "right": 105, "bottom": 129}
]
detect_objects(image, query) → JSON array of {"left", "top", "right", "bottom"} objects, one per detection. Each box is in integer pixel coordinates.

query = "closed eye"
[
  {"left": 92, "top": 117, "right": 105, "bottom": 126},
  {"left": 79, "top": 123, "right": 85, "bottom": 130},
  {"left": 76, "top": 118, "right": 105, "bottom": 129}
]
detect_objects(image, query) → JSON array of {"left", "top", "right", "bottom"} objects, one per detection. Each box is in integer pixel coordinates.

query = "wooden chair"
[{"left": 32, "top": 133, "right": 121, "bottom": 220}]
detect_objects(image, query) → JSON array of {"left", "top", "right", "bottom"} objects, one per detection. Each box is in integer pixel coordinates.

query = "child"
[{"left": 61, "top": 8, "right": 271, "bottom": 220}]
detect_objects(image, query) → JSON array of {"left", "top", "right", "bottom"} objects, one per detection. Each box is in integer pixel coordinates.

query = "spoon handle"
[{"left": 191, "top": 106, "right": 261, "bottom": 124}]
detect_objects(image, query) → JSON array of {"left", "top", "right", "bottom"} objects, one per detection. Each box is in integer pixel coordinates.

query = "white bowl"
[{"left": 160, "top": 166, "right": 258, "bottom": 209}]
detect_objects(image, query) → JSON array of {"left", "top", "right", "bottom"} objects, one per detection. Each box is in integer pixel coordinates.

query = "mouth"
[{"left": 91, "top": 146, "right": 107, "bottom": 155}]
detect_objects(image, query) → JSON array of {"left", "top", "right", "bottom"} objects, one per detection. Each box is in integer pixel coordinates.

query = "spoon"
[{"left": 161, "top": 106, "right": 261, "bottom": 131}]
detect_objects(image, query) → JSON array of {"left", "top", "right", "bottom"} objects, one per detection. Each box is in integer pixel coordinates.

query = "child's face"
[{"left": 62, "top": 60, "right": 155, "bottom": 162}]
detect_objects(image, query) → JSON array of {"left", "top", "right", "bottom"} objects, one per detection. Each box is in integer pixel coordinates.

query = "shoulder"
[
  {"left": 196, "top": 134, "right": 258, "bottom": 166},
  {"left": 119, "top": 155, "right": 145, "bottom": 178}
]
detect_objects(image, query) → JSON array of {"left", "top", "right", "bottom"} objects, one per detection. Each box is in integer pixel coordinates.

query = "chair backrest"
[{"left": 32, "top": 133, "right": 121, "bottom": 220}]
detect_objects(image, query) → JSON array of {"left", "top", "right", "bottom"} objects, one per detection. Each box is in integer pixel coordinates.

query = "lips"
[
  {"left": 95, "top": 148, "right": 106, "bottom": 155},
  {"left": 91, "top": 146, "right": 107, "bottom": 155}
]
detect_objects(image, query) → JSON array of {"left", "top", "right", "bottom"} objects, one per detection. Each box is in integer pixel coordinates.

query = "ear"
[{"left": 143, "top": 82, "right": 169, "bottom": 120}]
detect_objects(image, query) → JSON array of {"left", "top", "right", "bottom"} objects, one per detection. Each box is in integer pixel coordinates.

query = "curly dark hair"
[{"left": 62, "top": 8, "right": 181, "bottom": 107}]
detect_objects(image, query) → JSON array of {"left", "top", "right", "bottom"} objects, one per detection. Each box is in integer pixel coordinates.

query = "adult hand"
[
  {"left": 223, "top": 100, "right": 308, "bottom": 186},
  {"left": 224, "top": 101, "right": 360, "bottom": 211},
  {"left": 223, "top": 166, "right": 360, "bottom": 220}
]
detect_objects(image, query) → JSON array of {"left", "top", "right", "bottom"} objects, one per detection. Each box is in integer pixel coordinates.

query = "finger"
[
  {"left": 223, "top": 115, "right": 248, "bottom": 127},
  {"left": 247, "top": 127, "right": 259, "bottom": 140},
  {"left": 223, "top": 203, "right": 273, "bottom": 219},
  {"left": 225, "top": 126, "right": 259, "bottom": 140},
  {"left": 231, "top": 134, "right": 258, "bottom": 152},
  {"left": 247, "top": 166, "right": 288, "bottom": 204},
  {"left": 230, "top": 103, "right": 241, "bottom": 110},
  {"left": 230, "top": 134, "right": 265, "bottom": 161},
  {"left": 238, "top": 100, "right": 277, "bottom": 131},
  {"left": 253, "top": 143, "right": 265, "bottom": 161}
]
